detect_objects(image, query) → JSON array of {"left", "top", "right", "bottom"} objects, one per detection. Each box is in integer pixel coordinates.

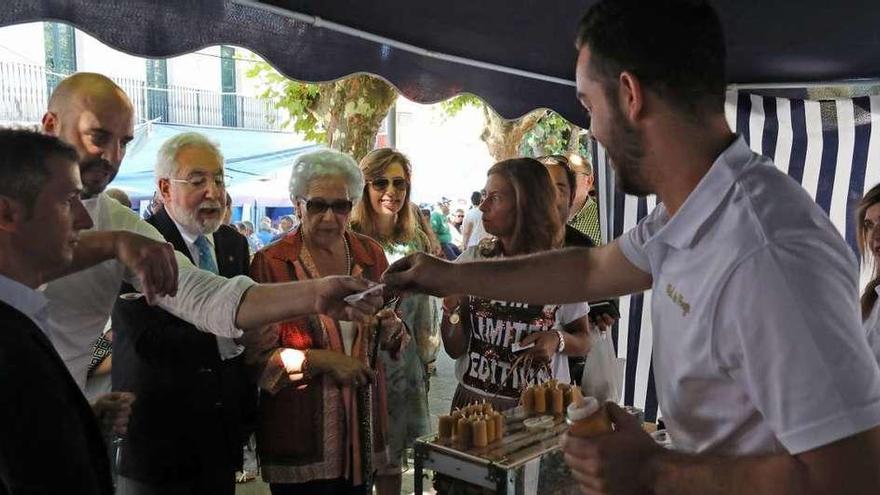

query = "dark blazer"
[
  {"left": 111, "top": 208, "right": 256, "bottom": 483},
  {"left": 0, "top": 301, "right": 113, "bottom": 495}
]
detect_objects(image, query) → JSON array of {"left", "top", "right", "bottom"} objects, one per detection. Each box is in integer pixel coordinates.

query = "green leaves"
[
  {"left": 520, "top": 111, "right": 590, "bottom": 159},
  {"left": 246, "top": 57, "right": 397, "bottom": 160},
  {"left": 440, "top": 93, "right": 484, "bottom": 118}
]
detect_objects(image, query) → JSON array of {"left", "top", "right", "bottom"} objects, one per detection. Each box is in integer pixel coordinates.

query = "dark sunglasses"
[
  {"left": 369, "top": 177, "right": 408, "bottom": 191},
  {"left": 302, "top": 198, "right": 353, "bottom": 215}
]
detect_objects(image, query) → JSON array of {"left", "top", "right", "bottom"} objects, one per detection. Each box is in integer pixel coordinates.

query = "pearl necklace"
[{"left": 343, "top": 234, "right": 352, "bottom": 276}]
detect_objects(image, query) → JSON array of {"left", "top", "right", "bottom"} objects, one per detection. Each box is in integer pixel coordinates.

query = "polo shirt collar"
[{"left": 653, "top": 135, "right": 751, "bottom": 249}]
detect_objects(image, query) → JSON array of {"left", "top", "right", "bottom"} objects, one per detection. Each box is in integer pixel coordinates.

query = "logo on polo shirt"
[{"left": 666, "top": 284, "right": 690, "bottom": 317}]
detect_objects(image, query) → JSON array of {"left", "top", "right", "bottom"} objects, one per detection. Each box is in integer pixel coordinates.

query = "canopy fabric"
[
  {"left": 112, "top": 122, "right": 319, "bottom": 201},
  {"left": 597, "top": 90, "right": 880, "bottom": 421},
  {"left": 5, "top": 0, "right": 880, "bottom": 130}
]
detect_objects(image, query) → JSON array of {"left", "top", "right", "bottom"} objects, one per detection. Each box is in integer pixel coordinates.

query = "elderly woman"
[
  {"left": 244, "top": 149, "right": 406, "bottom": 495},
  {"left": 858, "top": 183, "right": 880, "bottom": 365},
  {"left": 350, "top": 148, "right": 439, "bottom": 495},
  {"left": 441, "top": 158, "right": 591, "bottom": 411}
]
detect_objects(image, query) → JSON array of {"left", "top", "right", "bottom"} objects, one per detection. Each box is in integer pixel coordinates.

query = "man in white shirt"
[
  {"left": 41, "top": 72, "right": 382, "bottom": 390},
  {"left": 384, "top": 0, "right": 880, "bottom": 493},
  {"left": 461, "top": 190, "right": 489, "bottom": 249},
  {"left": 0, "top": 129, "right": 127, "bottom": 494}
]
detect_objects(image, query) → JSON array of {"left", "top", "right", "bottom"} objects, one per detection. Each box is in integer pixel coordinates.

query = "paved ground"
[{"left": 236, "top": 351, "right": 458, "bottom": 495}]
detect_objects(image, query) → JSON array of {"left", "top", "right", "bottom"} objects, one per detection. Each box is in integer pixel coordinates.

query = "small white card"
[
  {"left": 511, "top": 341, "right": 536, "bottom": 353},
  {"left": 343, "top": 283, "right": 385, "bottom": 305}
]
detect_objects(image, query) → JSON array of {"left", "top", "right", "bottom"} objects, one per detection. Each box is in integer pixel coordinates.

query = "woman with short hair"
[{"left": 244, "top": 149, "right": 406, "bottom": 495}]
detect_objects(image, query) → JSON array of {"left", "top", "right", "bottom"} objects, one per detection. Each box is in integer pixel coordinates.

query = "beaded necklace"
[{"left": 299, "top": 229, "right": 351, "bottom": 277}]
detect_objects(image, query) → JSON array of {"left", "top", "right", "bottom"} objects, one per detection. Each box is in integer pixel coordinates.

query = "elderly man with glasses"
[{"left": 111, "top": 132, "right": 255, "bottom": 494}]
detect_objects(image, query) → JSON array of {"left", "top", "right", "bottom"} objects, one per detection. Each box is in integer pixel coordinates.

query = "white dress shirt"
[
  {"left": 619, "top": 136, "right": 880, "bottom": 455},
  {"left": 0, "top": 273, "right": 52, "bottom": 338},
  {"left": 42, "top": 193, "right": 254, "bottom": 389}
]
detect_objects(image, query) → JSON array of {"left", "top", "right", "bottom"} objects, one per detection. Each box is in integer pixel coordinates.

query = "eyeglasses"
[
  {"left": 170, "top": 172, "right": 226, "bottom": 190},
  {"left": 301, "top": 197, "right": 353, "bottom": 215},
  {"left": 368, "top": 177, "right": 408, "bottom": 192}
]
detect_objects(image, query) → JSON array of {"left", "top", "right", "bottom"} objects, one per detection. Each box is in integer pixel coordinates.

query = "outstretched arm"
[
  {"left": 44, "top": 230, "right": 178, "bottom": 304},
  {"left": 383, "top": 240, "right": 651, "bottom": 305}
]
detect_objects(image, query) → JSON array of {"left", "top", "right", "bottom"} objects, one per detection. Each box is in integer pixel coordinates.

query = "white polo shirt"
[{"left": 619, "top": 136, "right": 880, "bottom": 456}]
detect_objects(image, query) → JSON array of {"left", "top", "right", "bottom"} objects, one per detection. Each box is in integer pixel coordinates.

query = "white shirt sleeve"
[
  {"left": 713, "top": 238, "right": 880, "bottom": 454},
  {"left": 617, "top": 206, "right": 668, "bottom": 274},
  {"left": 556, "top": 302, "right": 590, "bottom": 326},
  {"left": 107, "top": 200, "right": 255, "bottom": 338}
]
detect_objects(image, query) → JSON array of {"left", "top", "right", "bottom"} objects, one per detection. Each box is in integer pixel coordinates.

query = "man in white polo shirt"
[{"left": 384, "top": 0, "right": 880, "bottom": 493}]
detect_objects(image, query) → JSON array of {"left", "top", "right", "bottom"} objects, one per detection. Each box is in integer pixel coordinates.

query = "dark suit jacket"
[
  {"left": 0, "top": 301, "right": 113, "bottom": 495},
  {"left": 111, "top": 208, "right": 255, "bottom": 483}
]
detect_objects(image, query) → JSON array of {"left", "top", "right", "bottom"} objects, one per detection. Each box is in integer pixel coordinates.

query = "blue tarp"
[{"left": 111, "top": 122, "right": 320, "bottom": 200}]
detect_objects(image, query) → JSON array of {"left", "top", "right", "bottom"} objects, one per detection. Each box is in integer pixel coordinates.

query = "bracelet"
[{"left": 555, "top": 330, "right": 565, "bottom": 353}]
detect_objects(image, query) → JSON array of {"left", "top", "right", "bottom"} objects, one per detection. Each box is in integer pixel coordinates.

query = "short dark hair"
[
  {"left": 470, "top": 191, "right": 482, "bottom": 206},
  {"left": 576, "top": 0, "right": 726, "bottom": 119},
  {"left": 0, "top": 129, "right": 77, "bottom": 214},
  {"left": 537, "top": 155, "right": 577, "bottom": 205}
]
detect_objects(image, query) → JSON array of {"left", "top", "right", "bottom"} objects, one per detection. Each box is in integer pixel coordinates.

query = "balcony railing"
[{"left": 0, "top": 61, "right": 287, "bottom": 131}]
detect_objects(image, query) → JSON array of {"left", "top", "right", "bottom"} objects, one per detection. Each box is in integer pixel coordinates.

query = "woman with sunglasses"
[
  {"left": 243, "top": 150, "right": 407, "bottom": 495},
  {"left": 350, "top": 148, "right": 439, "bottom": 495},
  {"left": 441, "top": 158, "right": 591, "bottom": 411}
]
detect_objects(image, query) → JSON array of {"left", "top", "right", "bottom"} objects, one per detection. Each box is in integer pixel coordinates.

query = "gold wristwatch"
[
  {"left": 445, "top": 304, "right": 461, "bottom": 325},
  {"left": 449, "top": 311, "right": 461, "bottom": 325}
]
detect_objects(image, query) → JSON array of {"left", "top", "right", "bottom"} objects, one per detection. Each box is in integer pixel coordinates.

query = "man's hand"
[
  {"left": 376, "top": 308, "right": 409, "bottom": 360},
  {"left": 591, "top": 314, "right": 617, "bottom": 333},
  {"left": 309, "top": 349, "right": 375, "bottom": 387},
  {"left": 115, "top": 232, "right": 178, "bottom": 305},
  {"left": 382, "top": 253, "right": 455, "bottom": 297},
  {"left": 562, "top": 402, "right": 662, "bottom": 495},
  {"left": 91, "top": 392, "right": 136, "bottom": 436},
  {"left": 313, "top": 276, "right": 383, "bottom": 323}
]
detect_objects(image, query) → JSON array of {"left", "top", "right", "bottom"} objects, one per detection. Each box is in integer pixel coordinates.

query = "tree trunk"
[
  {"left": 480, "top": 107, "right": 547, "bottom": 161},
  {"left": 310, "top": 75, "right": 398, "bottom": 161},
  {"left": 566, "top": 123, "right": 582, "bottom": 153}
]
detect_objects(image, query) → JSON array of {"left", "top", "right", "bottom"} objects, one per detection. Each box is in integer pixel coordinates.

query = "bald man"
[{"left": 40, "top": 73, "right": 383, "bottom": 392}]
